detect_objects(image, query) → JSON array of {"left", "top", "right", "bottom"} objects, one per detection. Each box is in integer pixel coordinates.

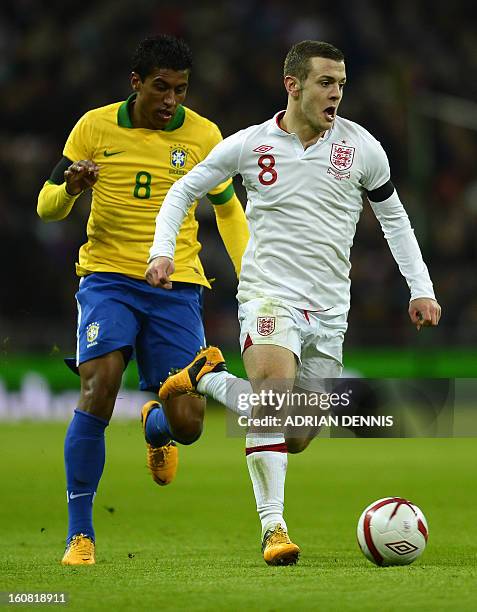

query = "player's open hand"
[
  {"left": 146, "top": 256, "right": 175, "bottom": 289},
  {"left": 64, "top": 160, "right": 99, "bottom": 195},
  {"left": 409, "top": 298, "right": 441, "bottom": 331}
]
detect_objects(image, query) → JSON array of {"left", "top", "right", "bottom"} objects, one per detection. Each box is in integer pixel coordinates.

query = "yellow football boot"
[
  {"left": 158, "top": 346, "right": 227, "bottom": 401},
  {"left": 141, "top": 400, "right": 178, "bottom": 486},
  {"left": 262, "top": 525, "right": 300, "bottom": 566},
  {"left": 61, "top": 534, "right": 95, "bottom": 565}
]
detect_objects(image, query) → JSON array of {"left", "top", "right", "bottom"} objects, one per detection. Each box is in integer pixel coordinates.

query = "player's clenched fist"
[
  {"left": 146, "top": 256, "right": 175, "bottom": 289},
  {"left": 64, "top": 160, "right": 99, "bottom": 195},
  {"left": 409, "top": 297, "right": 441, "bottom": 331}
]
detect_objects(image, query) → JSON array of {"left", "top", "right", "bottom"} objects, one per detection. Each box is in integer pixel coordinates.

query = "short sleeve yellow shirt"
[{"left": 63, "top": 95, "right": 234, "bottom": 287}]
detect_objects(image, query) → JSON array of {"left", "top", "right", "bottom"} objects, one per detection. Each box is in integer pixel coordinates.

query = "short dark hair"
[
  {"left": 132, "top": 34, "right": 193, "bottom": 80},
  {"left": 284, "top": 41, "right": 344, "bottom": 82}
]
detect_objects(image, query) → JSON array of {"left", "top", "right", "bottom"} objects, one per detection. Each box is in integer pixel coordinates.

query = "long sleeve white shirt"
[{"left": 150, "top": 112, "right": 435, "bottom": 313}]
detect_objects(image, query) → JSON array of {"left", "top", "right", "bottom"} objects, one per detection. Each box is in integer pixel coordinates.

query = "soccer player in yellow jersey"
[{"left": 37, "top": 35, "right": 249, "bottom": 565}]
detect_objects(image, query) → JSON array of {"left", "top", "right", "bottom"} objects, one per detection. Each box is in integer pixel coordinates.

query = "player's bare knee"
[
  {"left": 171, "top": 421, "right": 203, "bottom": 445},
  {"left": 165, "top": 395, "right": 204, "bottom": 444},
  {"left": 79, "top": 351, "right": 124, "bottom": 419},
  {"left": 286, "top": 437, "right": 311, "bottom": 454},
  {"left": 79, "top": 369, "right": 122, "bottom": 420},
  {"left": 81, "top": 376, "right": 118, "bottom": 403}
]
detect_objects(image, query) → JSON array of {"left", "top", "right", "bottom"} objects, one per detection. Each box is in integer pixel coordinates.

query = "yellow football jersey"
[{"left": 63, "top": 94, "right": 234, "bottom": 286}]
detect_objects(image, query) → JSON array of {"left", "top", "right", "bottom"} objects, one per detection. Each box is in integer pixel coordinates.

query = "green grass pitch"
[{"left": 1, "top": 409, "right": 476, "bottom": 611}]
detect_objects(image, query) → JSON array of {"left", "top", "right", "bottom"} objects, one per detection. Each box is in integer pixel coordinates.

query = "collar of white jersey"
[{"left": 270, "top": 110, "right": 334, "bottom": 142}]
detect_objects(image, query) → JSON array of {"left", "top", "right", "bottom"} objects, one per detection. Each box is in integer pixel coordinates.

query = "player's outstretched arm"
[
  {"left": 409, "top": 297, "right": 441, "bottom": 331},
  {"left": 37, "top": 158, "right": 99, "bottom": 222},
  {"left": 145, "top": 256, "right": 175, "bottom": 290},
  {"left": 367, "top": 185, "right": 440, "bottom": 332},
  {"left": 148, "top": 132, "right": 242, "bottom": 266}
]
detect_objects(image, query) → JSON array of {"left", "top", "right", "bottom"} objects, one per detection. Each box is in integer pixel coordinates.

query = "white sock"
[
  {"left": 197, "top": 371, "right": 252, "bottom": 416},
  {"left": 199, "top": 373, "right": 288, "bottom": 535},
  {"left": 246, "top": 433, "right": 287, "bottom": 537}
]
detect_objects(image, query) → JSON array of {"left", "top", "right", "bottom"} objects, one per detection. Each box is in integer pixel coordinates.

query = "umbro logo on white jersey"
[{"left": 253, "top": 145, "right": 274, "bottom": 153}]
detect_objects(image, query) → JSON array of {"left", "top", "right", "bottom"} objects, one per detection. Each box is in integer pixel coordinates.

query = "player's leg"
[
  {"left": 140, "top": 394, "right": 204, "bottom": 486},
  {"left": 285, "top": 311, "right": 347, "bottom": 450},
  {"left": 158, "top": 297, "right": 302, "bottom": 564},
  {"left": 285, "top": 385, "right": 324, "bottom": 454},
  {"left": 242, "top": 343, "right": 300, "bottom": 565},
  {"left": 285, "top": 311, "right": 347, "bottom": 444},
  {"left": 62, "top": 351, "right": 126, "bottom": 565},
  {"left": 137, "top": 282, "right": 210, "bottom": 484},
  {"left": 284, "top": 384, "right": 343, "bottom": 453},
  {"left": 62, "top": 274, "right": 138, "bottom": 565},
  {"left": 158, "top": 345, "right": 252, "bottom": 417},
  {"left": 239, "top": 300, "right": 301, "bottom": 564},
  {"left": 161, "top": 394, "right": 205, "bottom": 444}
]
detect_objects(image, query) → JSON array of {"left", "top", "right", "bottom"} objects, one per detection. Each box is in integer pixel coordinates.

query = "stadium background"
[{"left": 0, "top": 0, "right": 476, "bottom": 393}]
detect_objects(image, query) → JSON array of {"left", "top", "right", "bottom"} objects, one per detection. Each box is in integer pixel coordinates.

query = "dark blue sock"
[
  {"left": 64, "top": 409, "right": 108, "bottom": 543},
  {"left": 145, "top": 404, "right": 172, "bottom": 447}
]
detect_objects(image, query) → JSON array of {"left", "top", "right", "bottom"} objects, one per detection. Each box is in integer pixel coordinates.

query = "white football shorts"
[{"left": 238, "top": 297, "right": 348, "bottom": 391}]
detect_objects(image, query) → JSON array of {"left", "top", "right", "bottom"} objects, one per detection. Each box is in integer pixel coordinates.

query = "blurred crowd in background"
[{"left": 1, "top": 0, "right": 476, "bottom": 357}]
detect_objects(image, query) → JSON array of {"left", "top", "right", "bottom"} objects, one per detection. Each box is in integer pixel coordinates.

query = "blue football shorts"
[{"left": 69, "top": 272, "right": 206, "bottom": 392}]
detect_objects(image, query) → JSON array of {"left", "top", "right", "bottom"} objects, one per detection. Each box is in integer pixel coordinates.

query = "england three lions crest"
[
  {"left": 330, "top": 143, "right": 355, "bottom": 171},
  {"left": 257, "top": 317, "right": 275, "bottom": 336}
]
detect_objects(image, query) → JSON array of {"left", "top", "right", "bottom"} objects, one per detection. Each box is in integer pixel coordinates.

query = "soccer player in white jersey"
[{"left": 146, "top": 40, "right": 441, "bottom": 566}]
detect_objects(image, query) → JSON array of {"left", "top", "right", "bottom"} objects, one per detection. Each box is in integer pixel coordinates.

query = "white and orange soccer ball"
[{"left": 357, "top": 497, "right": 429, "bottom": 566}]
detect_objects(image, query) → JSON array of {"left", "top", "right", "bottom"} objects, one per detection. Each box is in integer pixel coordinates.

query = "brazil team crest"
[
  {"left": 86, "top": 321, "right": 100, "bottom": 347},
  {"left": 170, "top": 146, "right": 188, "bottom": 169}
]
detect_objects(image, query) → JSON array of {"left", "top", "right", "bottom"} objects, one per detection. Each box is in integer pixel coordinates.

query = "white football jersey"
[{"left": 151, "top": 111, "right": 434, "bottom": 312}]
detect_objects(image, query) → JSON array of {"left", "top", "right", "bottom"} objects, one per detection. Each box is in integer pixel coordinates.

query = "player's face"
[
  {"left": 298, "top": 57, "right": 346, "bottom": 134},
  {"left": 131, "top": 68, "right": 189, "bottom": 130}
]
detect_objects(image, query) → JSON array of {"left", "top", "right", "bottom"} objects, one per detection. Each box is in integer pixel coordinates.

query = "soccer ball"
[{"left": 357, "top": 497, "right": 428, "bottom": 566}]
